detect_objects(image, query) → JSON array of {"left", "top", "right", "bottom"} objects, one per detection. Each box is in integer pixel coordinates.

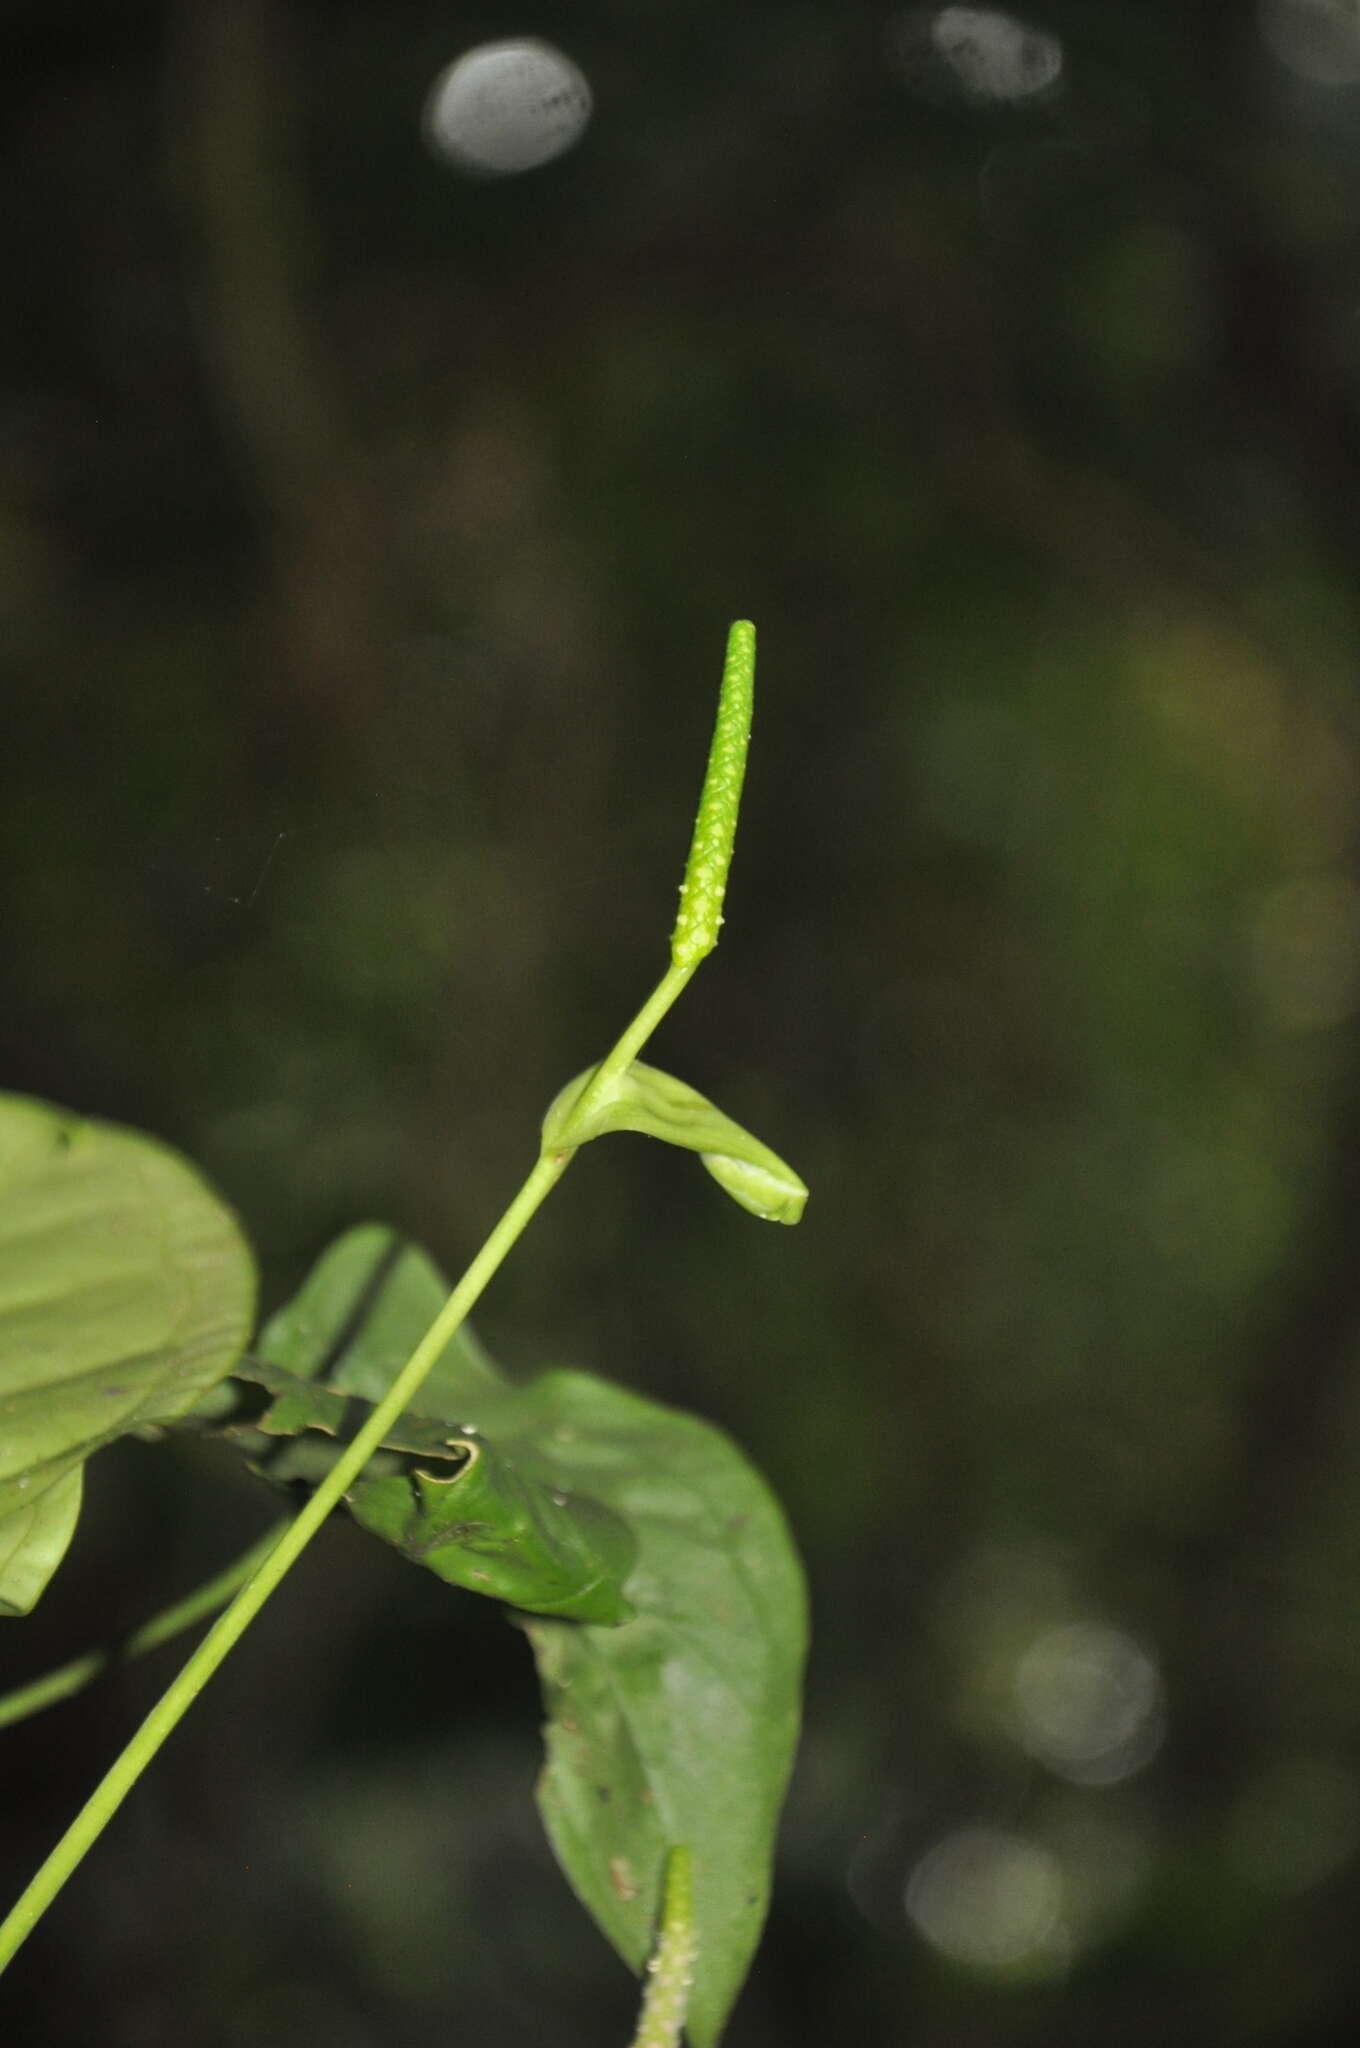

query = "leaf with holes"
[{"left": 189, "top": 1226, "right": 636, "bottom": 1623}]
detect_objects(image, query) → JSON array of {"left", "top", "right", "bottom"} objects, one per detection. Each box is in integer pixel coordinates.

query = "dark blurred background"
[{"left": 7, "top": 1, "right": 1360, "bottom": 2041}]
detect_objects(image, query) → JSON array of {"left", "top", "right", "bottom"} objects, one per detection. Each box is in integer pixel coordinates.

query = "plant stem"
[
  {"left": 0, "top": 1519, "right": 291, "bottom": 1733},
  {"left": 603, "top": 964, "right": 696, "bottom": 1080},
  {"left": 546, "top": 962, "right": 694, "bottom": 1150}
]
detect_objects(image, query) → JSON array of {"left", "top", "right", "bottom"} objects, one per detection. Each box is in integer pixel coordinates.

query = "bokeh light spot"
[
  {"left": 424, "top": 40, "right": 592, "bottom": 176},
  {"left": 906, "top": 1827, "right": 1070, "bottom": 1972},
  {"left": 891, "top": 6, "right": 1064, "bottom": 106},
  {"left": 1013, "top": 1622, "right": 1164, "bottom": 1784}
]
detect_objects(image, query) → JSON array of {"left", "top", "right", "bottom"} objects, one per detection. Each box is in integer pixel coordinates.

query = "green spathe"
[{"left": 542, "top": 1059, "right": 808, "bottom": 1225}]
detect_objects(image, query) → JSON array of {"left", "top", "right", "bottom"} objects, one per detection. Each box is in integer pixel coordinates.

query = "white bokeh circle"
[{"left": 424, "top": 40, "right": 592, "bottom": 176}]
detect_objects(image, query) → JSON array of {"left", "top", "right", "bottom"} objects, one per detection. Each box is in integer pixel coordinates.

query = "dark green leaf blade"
[
  {"left": 348, "top": 1432, "right": 637, "bottom": 1622},
  {"left": 0, "top": 1093, "right": 256, "bottom": 1610}
]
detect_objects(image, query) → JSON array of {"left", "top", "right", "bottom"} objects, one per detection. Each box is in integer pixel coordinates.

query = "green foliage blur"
[{"left": 5, "top": 2, "right": 1360, "bottom": 2043}]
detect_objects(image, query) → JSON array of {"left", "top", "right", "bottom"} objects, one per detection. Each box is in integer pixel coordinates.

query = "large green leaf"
[
  {"left": 0, "top": 1093, "right": 256, "bottom": 1612},
  {"left": 520, "top": 1373, "right": 806, "bottom": 2048},
  {"left": 206, "top": 1224, "right": 806, "bottom": 2041}
]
